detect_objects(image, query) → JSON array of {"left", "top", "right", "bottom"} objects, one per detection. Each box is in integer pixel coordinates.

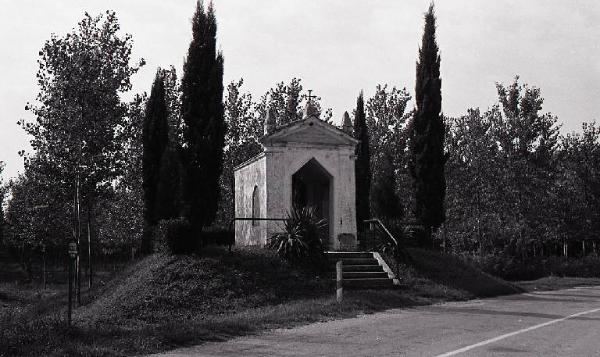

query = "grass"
[
  {"left": 518, "top": 276, "right": 600, "bottom": 292},
  {"left": 0, "top": 246, "right": 546, "bottom": 356}
]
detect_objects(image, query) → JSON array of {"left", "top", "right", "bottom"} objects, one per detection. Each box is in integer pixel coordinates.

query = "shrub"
[
  {"left": 201, "top": 227, "right": 234, "bottom": 247},
  {"left": 155, "top": 218, "right": 194, "bottom": 254},
  {"left": 267, "top": 206, "right": 327, "bottom": 271},
  {"left": 464, "top": 254, "right": 600, "bottom": 281}
]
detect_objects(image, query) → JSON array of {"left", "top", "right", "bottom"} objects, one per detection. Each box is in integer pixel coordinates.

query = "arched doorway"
[{"left": 292, "top": 158, "right": 332, "bottom": 245}]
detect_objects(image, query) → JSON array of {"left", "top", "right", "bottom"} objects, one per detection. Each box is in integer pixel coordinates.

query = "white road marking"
[{"left": 434, "top": 306, "right": 600, "bottom": 357}]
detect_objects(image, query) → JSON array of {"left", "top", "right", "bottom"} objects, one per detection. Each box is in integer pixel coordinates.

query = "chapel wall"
[
  {"left": 265, "top": 145, "right": 357, "bottom": 250},
  {"left": 234, "top": 155, "right": 267, "bottom": 246}
]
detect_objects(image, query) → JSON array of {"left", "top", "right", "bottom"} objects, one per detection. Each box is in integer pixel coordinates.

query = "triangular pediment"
[{"left": 261, "top": 117, "right": 358, "bottom": 147}]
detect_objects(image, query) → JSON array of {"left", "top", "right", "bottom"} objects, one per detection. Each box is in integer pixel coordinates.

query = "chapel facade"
[{"left": 233, "top": 101, "right": 359, "bottom": 251}]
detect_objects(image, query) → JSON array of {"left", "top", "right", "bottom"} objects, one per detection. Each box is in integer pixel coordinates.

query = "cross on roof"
[{"left": 307, "top": 89, "right": 316, "bottom": 102}]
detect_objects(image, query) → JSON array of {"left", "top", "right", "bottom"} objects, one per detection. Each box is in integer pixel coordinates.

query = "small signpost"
[
  {"left": 336, "top": 260, "right": 343, "bottom": 303},
  {"left": 68, "top": 241, "right": 78, "bottom": 327}
]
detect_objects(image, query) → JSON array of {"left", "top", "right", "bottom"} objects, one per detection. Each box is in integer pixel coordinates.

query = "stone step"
[
  {"left": 341, "top": 271, "right": 389, "bottom": 279},
  {"left": 330, "top": 258, "right": 378, "bottom": 266},
  {"left": 326, "top": 252, "right": 373, "bottom": 259},
  {"left": 340, "top": 278, "right": 394, "bottom": 289},
  {"left": 326, "top": 251, "right": 396, "bottom": 289},
  {"left": 340, "top": 264, "right": 384, "bottom": 272}
]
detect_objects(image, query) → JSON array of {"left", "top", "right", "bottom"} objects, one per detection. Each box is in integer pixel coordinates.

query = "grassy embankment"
[{"left": 0, "top": 246, "right": 547, "bottom": 357}]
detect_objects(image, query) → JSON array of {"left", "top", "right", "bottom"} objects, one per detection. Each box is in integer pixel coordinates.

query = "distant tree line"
[{"left": 445, "top": 77, "right": 600, "bottom": 258}]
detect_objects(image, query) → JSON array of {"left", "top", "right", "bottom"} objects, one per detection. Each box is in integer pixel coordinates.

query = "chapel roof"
[{"left": 260, "top": 101, "right": 359, "bottom": 147}]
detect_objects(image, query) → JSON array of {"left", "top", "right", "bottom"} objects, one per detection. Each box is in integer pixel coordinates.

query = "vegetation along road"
[{"left": 151, "top": 286, "right": 600, "bottom": 357}]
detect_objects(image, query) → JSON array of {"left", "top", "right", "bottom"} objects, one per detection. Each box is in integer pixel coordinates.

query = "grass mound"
[
  {"left": 78, "top": 247, "right": 329, "bottom": 326},
  {"left": 393, "top": 248, "right": 521, "bottom": 298}
]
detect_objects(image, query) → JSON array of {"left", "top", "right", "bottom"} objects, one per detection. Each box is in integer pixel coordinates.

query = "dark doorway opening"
[{"left": 292, "top": 158, "right": 332, "bottom": 245}]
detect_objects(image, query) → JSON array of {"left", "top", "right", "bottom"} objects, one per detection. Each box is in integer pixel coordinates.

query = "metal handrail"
[
  {"left": 364, "top": 218, "right": 399, "bottom": 248},
  {"left": 364, "top": 218, "right": 408, "bottom": 280}
]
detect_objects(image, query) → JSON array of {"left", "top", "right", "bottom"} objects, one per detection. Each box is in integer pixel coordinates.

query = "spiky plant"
[{"left": 267, "top": 206, "right": 327, "bottom": 269}]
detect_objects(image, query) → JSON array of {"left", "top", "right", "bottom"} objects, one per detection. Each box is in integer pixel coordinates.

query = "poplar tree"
[
  {"left": 141, "top": 70, "right": 169, "bottom": 254},
  {"left": 354, "top": 91, "right": 371, "bottom": 234},
  {"left": 410, "top": 4, "right": 446, "bottom": 243},
  {"left": 181, "top": 1, "right": 225, "bottom": 240}
]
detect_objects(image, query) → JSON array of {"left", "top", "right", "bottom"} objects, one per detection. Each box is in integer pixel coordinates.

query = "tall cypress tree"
[
  {"left": 141, "top": 70, "right": 169, "bottom": 254},
  {"left": 410, "top": 4, "right": 446, "bottom": 243},
  {"left": 354, "top": 91, "right": 371, "bottom": 234},
  {"left": 181, "top": 1, "right": 225, "bottom": 240}
]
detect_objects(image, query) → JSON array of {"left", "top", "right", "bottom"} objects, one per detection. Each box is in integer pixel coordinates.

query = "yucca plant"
[{"left": 267, "top": 206, "right": 327, "bottom": 269}]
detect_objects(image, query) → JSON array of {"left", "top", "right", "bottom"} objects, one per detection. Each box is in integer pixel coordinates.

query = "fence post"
[
  {"left": 42, "top": 244, "right": 46, "bottom": 290},
  {"left": 336, "top": 260, "right": 343, "bottom": 303},
  {"left": 68, "top": 255, "right": 73, "bottom": 327}
]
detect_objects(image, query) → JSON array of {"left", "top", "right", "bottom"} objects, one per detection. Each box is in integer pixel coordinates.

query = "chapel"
[{"left": 234, "top": 100, "right": 359, "bottom": 251}]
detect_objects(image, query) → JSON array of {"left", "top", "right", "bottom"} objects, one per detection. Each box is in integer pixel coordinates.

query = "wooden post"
[
  {"left": 68, "top": 255, "right": 73, "bottom": 327},
  {"left": 87, "top": 221, "right": 92, "bottom": 288},
  {"left": 336, "top": 260, "right": 343, "bottom": 303},
  {"left": 42, "top": 244, "right": 46, "bottom": 290}
]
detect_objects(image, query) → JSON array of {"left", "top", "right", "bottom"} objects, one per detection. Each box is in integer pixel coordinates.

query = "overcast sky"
[{"left": 1, "top": 0, "right": 599, "bottom": 179}]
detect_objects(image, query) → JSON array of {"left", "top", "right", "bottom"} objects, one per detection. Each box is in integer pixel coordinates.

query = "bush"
[
  {"left": 155, "top": 218, "right": 194, "bottom": 254},
  {"left": 464, "top": 254, "right": 600, "bottom": 281},
  {"left": 201, "top": 227, "right": 234, "bottom": 247},
  {"left": 267, "top": 206, "right": 327, "bottom": 271}
]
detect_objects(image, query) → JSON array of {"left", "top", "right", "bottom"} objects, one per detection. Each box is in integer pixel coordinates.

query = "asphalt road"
[{"left": 152, "top": 286, "right": 600, "bottom": 357}]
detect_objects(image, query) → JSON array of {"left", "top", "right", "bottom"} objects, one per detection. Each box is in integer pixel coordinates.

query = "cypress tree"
[
  {"left": 141, "top": 70, "right": 169, "bottom": 254},
  {"left": 156, "top": 146, "right": 183, "bottom": 221},
  {"left": 181, "top": 1, "right": 225, "bottom": 241},
  {"left": 410, "top": 4, "right": 446, "bottom": 243},
  {"left": 354, "top": 91, "right": 371, "bottom": 234}
]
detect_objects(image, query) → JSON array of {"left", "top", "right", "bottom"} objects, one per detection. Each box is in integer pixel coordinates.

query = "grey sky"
[{"left": 1, "top": 0, "right": 598, "bottom": 180}]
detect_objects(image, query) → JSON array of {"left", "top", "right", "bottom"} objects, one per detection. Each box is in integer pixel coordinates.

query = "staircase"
[{"left": 326, "top": 251, "right": 398, "bottom": 289}]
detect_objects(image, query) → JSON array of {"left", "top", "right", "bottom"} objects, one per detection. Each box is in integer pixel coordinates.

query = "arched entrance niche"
[{"left": 291, "top": 158, "right": 333, "bottom": 243}]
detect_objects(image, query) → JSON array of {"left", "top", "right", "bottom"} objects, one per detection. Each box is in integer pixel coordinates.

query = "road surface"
[{"left": 151, "top": 286, "right": 600, "bottom": 356}]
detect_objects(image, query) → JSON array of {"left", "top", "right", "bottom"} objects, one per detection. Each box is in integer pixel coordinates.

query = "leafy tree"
[
  {"left": 410, "top": 5, "right": 446, "bottom": 242},
  {"left": 366, "top": 84, "right": 411, "bottom": 170},
  {"left": 492, "top": 77, "right": 560, "bottom": 255},
  {"left": 95, "top": 94, "right": 146, "bottom": 258},
  {"left": 141, "top": 70, "right": 169, "bottom": 254},
  {"left": 365, "top": 84, "right": 411, "bottom": 221},
  {"left": 255, "top": 78, "right": 333, "bottom": 125},
  {"left": 20, "top": 10, "right": 143, "bottom": 253},
  {"left": 445, "top": 109, "right": 503, "bottom": 254},
  {"left": 181, "top": 2, "right": 225, "bottom": 239},
  {"left": 354, "top": 91, "right": 371, "bottom": 234},
  {"left": 444, "top": 78, "right": 563, "bottom": 257},
  {"left": 557, "top": 122, "right": 600, "bottom": 248},
  {"left": 95, "top": 187, "right": 142, "bottom": 258},
  {"left": 216, "top": 79, "right": 262, "bottom": 227},
  {"left": 371, "top": 148, "right": 402, "bottom": 220}
]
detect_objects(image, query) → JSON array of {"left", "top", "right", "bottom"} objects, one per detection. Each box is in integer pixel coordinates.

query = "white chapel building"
[{"left": 234, "top": 101, "right": 359, "bottom": 251}]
